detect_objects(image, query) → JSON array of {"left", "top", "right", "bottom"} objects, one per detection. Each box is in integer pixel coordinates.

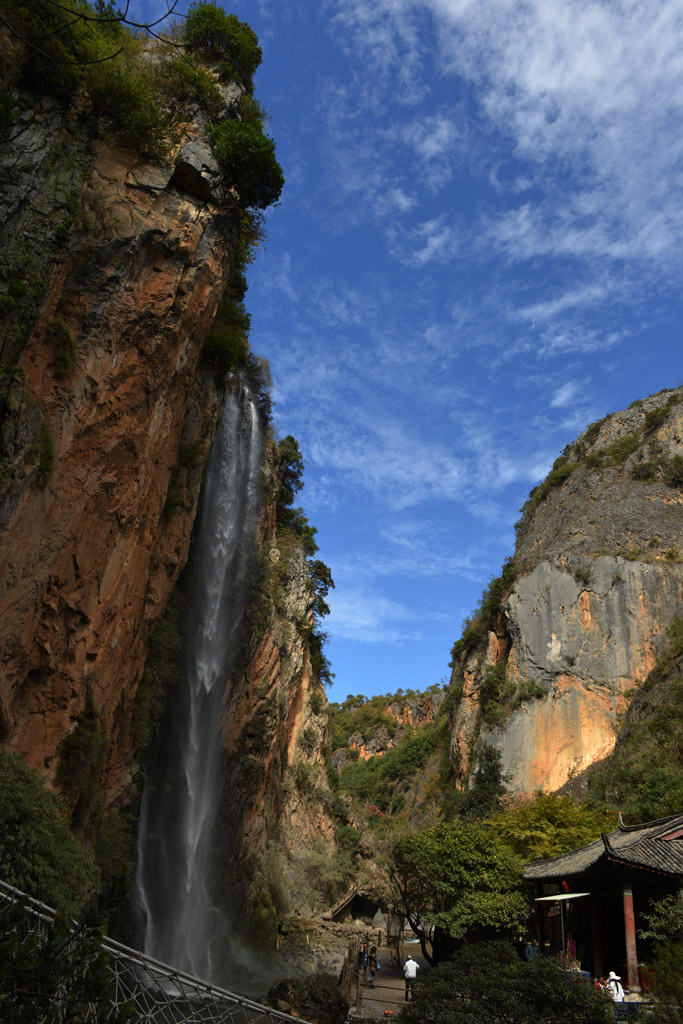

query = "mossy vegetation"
[
  {"left": 449, "top": 557, "right": 518, "bottom": 666},
  {"left": 49, "top": 316, "right": 78, "bottom": 378},
  {"left": 34, "top": 417, "right": 56, "bottom": 488},
  {"left": 55, "top": 686, "right": 108, "bottom": 837},
  {"left": 184, "top": 1, "right": 262, "bottom": 88},
  {"left": 586, "top": 618, "right": 683, "bottom": 821},
  {"left": 333, "top": 715, "right": 450, "bottom": 818},
  {"left": 519, "top": 389, "right": 683, "bottom": 519},
  {"left": 0, "top": 747, "right": 98, "bottom": 912},
  {"left": 0, "top": 1, "right": 283, "bottom": 452}
]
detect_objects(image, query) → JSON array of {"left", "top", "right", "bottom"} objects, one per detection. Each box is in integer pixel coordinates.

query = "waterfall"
[{"left": 135, "top": 383, "right": 263, "bottom": 980}]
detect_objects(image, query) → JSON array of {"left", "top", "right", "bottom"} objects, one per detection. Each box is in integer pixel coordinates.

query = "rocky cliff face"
[
  {"left": 450, "top": 386, "right": 683, "bottom": 795},
  {"left": 0, "top": 80, "right": 242, "bottom": 805},
  {"left": 0, "top": 44, "right": 338, "bottom": 936},
  {"left": 0, "top": 50, "right": 333, "bottom": 840},
  {"left": 219, "top": 494, "right": 336, "bottom": 921}
]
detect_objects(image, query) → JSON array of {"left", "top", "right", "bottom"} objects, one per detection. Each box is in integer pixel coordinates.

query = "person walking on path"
[
  {"left": 403, "top": 955, "right": 419, "bottom": 1001},
  {"left": 358, "top": 942, "right": 368, "bottom": 980},
  {"left": 525, "top": 938, "right": 540, "bottom": 960},
  {"left": 368, "top": 946, "right": 378, "bottom": 988}
]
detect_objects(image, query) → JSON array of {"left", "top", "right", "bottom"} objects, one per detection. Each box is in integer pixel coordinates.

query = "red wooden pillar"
[
  {"left": 623, "top": 880, "right": 640, "bottom": 992},
  {"left": 535, "top": 884, "right": 546, "bottom": 954},
  {"left": 591, "top": 894, "right": 603, "bottom": 978}
]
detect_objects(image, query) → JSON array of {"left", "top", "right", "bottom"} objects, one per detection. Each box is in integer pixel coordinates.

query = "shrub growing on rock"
[
  {"left": 184, "top": 1, "right": 262, "bottom": 86},
  {"left": 400, "top": 941, "right": 614, "bottom": 1024},
  {"left": 0, "top": 749, "right": 98, "bottom": 912},
  {"left": 210, "top": 119, "right": 284, "bottom": 210}
]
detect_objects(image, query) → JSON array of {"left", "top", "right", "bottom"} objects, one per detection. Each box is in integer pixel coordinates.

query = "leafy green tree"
[
  {"left": 274, "top": 434, "right": 334, "bottom": 685},
  {"left": 277, "top": 435, "right": 305, "bottom": 511},
  {"left": 0, "top": 749, "right": 98, "bottom": 914},
  {"left": 639, "top": 886, "right": 683, "bottom": 1024},
  {"left": 309, "top": 559, "right": 334, "bottom": 620},
  {"left": 184, "top": 1, "right": 262, "bottom": 86},
  {"left": 210, "top": 120, "right": 284, "bottom": 210},
  {"left": 490, "top": 792, "right": 617, "bottom": 862},
  {"left": 400, "top": 941, "right": 614, "bottom": 1024},
  {"left": 390, "top": 821, "right": 527, "bottom": 963},
  {"left": 460, "top": 744, "right": 509, "bottom": 819}
]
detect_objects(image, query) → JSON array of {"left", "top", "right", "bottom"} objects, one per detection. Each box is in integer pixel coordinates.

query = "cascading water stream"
[{"left": 135, "top": 383, "right": 263, "bottom": 980}]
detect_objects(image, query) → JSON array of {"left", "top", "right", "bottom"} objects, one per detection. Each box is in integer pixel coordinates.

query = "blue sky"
[{"left": 139, "top": 0, "right": 682, "bottom": 703}]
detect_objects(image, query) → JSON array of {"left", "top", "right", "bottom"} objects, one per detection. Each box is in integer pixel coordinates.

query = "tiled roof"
[{"left": 523, "top": 811, "right": 683, "bottom": 881}]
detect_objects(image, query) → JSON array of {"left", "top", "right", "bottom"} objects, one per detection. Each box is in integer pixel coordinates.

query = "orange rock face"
[
  {"left": 449, "top": 387, "right": 683, "bottom": 795},
  {"left": 0, "top": 132, "right": 238, "bottom": 803}
]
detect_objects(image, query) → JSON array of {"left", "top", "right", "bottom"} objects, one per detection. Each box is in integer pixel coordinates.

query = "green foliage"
[
  {"left": 479, "top": 663, "right": 515, "bottom": 726},
  {"left": 35, "top": 418, "right": 56, "bottom": 488},
  {"left": 55, "top": 686, "right": 108, "bottom": 835},
  {"left": 277, "top": 435, "right": 305, "bottom": 512},
  {"left": 491, "top": 792, "right": 617, "bottom": 862},
  {"left": 460, "top": 744, "right": 509, "bottom": 818},
  {"left": 519, "top": 391, "right": 683, "bottom": 523},
  {"left": 583, "top": 433, "right": 640, "bottom": 468},
  {"left": 309, "top": 628, "right": 334, "bottom": 687},
  {"left": 89, "top": 52, "right": 177, "bottom": 155},
  {"left": 512, "top": 679, "right": 547, "bottom": 704},
  {"left": 6, "top": 0, "right": 174, "bottom": 155},
  {"left": 664, "top": 454, "right": 683, "bottom": 488},
  {"left": 525, "top": 460, "right": 576, "bottom": 511},
  {"left": 328, "top": 696, "right": 398, "bottom": 750},
  {"left": 49, "top": 315, "right": 77, "bottom": 378},
  {"left": 299, "top": 725, "right": 319, "bottom": 757},
  {"left": 184, "top": 1, "right": 262, "bottom": 86},
  {"left": 586, "top": 618, "right": 683, "bottom": 820},
  {"left": 309, "top": 687, "right": 325, "bottom": 715},
  {"left": 573, "top": 565, "right": 592, "bottom": 587},
  {"left": 132, "top": 610, "right": 184, "bottom": 752},
  {"left": 390, "top": 821, "right": 527, "bottom": 959},
  {"left": 400, "top": 941, "right": 614, "bottom": 1024},
  {"left": 450, "top": 559, "right": 518, "bottom": 665},
  {"left": 335, "top": 823, "right": 361, "bottom": 854},
  {"left": 293, "top": 761, "right": 318, "bottom": 794},
  {"left": 639, "top": 887, "right": 683, "bottom": 1024},
  {"left": 203, "top": 292, "right": 250, "bottom": 375},
  {"left": 0, "top": 749, "right": 98, "bottom": 913},
  {"left": 272, "top": 434, "right": 334, "bottom": 686},
  {"left": 156, "top": 55, "right": 224, "bottom": 118},
  {"left": 210, "top": 119, "right": 284, "bottom": 210},
  {"left": 631, "top": 460, "right": 659, "bottom": 482},
  {"left": 338, "top": 718, "right": 449, "bottom": 815}
]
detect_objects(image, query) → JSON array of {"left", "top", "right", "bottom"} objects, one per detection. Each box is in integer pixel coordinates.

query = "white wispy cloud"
[
  {"left": 332, "top": 0, "right": 683, "bottom": 272},
  {"left": 328, "top": 588, "right": 422, "bottom": 643},
  {"left": 516, "top": 285, "right": 609, "bottom": 324},
  {"left": 550, "top": 381, "right": 581, "bottom": 409}
]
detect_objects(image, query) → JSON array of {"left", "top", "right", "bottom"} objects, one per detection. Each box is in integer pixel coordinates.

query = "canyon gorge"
[{"left": 1, "top": 2, "right": 683, "bottom": 999}]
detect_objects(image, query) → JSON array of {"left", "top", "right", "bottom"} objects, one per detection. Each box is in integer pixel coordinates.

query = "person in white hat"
[
  {"left": 403, "top": 955, "right": 419, "bottom": 1001},
  {"left": 606, "top": 971, "right": 624, "bottom": 1001}
]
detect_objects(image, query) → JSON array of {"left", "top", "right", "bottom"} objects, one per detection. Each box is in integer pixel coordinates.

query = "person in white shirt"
[
  {"left": 606, "top": 971, "right": 625, "bottom": 1001},
  {"left": 403, "top": 955, "right": 419, "bottom": 1001}
]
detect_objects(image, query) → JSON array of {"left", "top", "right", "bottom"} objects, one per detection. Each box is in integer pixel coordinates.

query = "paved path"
[{"left": 354, "top": 947, "right": 430, "bottom": 1020}]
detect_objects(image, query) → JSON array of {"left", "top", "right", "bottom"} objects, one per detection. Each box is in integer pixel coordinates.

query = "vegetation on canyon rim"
[{"left": 0, "top": 0, "right": 283, "bottom": 444}]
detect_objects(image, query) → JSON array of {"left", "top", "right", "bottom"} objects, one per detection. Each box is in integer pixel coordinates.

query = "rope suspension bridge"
[{"left": 0, "top": 878, "right": 303, "bottom": 1024}]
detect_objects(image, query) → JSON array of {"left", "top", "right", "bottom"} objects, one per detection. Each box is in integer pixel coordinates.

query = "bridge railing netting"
[{"left": 0, "top": 878, "right": 302, "bottom": 1024}]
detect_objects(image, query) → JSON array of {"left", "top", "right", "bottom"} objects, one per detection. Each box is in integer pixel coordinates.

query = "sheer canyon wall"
[{"left": 449, "top": 387, "right": 683, "bottom": 794}]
